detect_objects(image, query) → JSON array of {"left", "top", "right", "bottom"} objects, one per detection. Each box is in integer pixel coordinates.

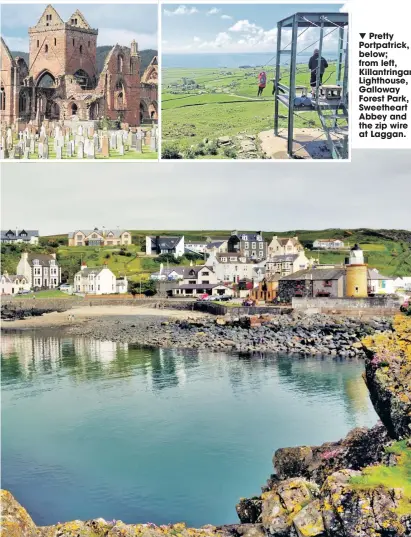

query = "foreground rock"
[
  {"left": 363, "top": 315, "right": 411, "bottom": 439},
  {"left": 66, "top": 313, "right": 392, "bottom": 358}
]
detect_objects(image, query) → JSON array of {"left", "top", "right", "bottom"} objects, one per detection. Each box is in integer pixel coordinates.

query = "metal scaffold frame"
[{"left": 273, "top": 12, "right": 349, "bottom": 159}]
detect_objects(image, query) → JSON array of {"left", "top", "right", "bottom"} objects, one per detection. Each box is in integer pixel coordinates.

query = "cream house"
[
  {"left": 268, "top": 236, "right": 304, "bottom": 256},
  {"left": 68, "top": 229, "right": 131, "bottom": 247},
  {"left": 1, "top": 273, "right": 30, "bottom": 295},
  {"left": 74, "top": 263, "right": 127, "bottom": 295},
  {"left": 17, "top": 252, "right": 61, "bottom": 289},
  {"left": 266, "top": 251, "right": 310, "bottom": 277}
]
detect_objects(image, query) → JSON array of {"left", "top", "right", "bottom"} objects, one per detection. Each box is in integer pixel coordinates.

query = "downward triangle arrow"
[{"left": 360, "top": 33, "right": 366, "bottom": 39}]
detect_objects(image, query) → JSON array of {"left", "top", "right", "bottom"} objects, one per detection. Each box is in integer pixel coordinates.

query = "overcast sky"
[
  {"left": 162, "top": 4, "right": 344, "bottom": 54},
  {"left": 1, "top": 150, "right": 410, "bottom": 235},
  {"left": 1, "top": 3, "right": 158, "bottom": 52}
]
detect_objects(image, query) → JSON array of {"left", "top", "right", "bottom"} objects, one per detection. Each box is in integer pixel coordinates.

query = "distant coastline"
[{"left": 162, "top": 51, "right": 336, "bottom": 69}]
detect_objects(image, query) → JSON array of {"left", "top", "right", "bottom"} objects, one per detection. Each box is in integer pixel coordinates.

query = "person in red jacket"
[{"left": 257, "top": 71, "right": 267, "bottom": 97}]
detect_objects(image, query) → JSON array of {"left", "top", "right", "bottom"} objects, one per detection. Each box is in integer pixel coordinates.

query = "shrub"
[
  {"left": 206, "top": 141, "right": 218, "bottom": 156},
  {"left": 184, "top": 147, "right": 197, "bottom": 159},
  {"left": 162, "top": 145, "right": 182, "bottom": 159},
  {"left": 223, "top": 146, "right": 237, "bottom": 159}
]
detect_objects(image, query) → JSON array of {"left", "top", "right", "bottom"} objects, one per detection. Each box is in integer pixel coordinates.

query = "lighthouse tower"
[{"left": 345, "top": 244, "right": 368, "bottom": 298}]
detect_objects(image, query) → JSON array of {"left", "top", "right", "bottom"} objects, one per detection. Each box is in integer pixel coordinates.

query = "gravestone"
[
  {"left": 101, "top": 136, "right": 109, "bottom": 157},
  {"left": 38, "top": 142, "right": 44, "bottom": 158},
  {"left": 29, "top": 138, "right": 35, "bottom": 154},
  {"left": 110, "top": 133, "right": 117, "bottom": 150},
  {"left": 23, "top": 148, "right": 30, "bottom": 159},
  {"left": 56, "top": 146, "right": 62, "bottom": 159},
  {"left": 78, "top": 125, "right": 83, "bottom": 136},
  {"left": 150, "top": 136, "right": 157, "bottom": 151},
  {"left": 66, "top": 142, "right": 73, "bottom": 157},
  {"left": 87, "top": 143, "right": 95, "bottom": 159},
  {"left": 43, "top": 142, "right": 49, "bottom": 159},
  {"left": 135, "top": 138, "right": 142, "bottom": 153},
  {"left": 77, "top": 141, "right": 84, "bottom": 159},
  {"left": 118, "top": 144, "right": 124, "bottom": 156}
]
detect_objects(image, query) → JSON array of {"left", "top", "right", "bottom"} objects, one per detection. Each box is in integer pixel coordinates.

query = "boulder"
[{"left": 0, "top": 490, "right": 37, "bottom": 537}]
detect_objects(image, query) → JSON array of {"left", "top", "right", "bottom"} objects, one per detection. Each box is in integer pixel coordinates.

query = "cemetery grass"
[{"left": 161, "top": 63, "right": 333, "bottom": 155}]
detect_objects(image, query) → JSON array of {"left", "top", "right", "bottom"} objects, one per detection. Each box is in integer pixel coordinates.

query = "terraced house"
[
  {"left": 74, "top": 263, "right": 127, "bottom": 295},
  {"left": 16, "top": 252, "right": 61, "bottom": 289},
  {"left": 1, "top": 229, "right": 39, "bottom": 245},
  {"left": 227, "top": 231, "right": 267, "bottom": 259},
  {"left": 68, "top": 228, "right": 131, "bottom": 246}
]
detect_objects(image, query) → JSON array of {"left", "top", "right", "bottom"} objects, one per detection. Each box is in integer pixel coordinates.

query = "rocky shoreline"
[{"left": 64, "top": 312, "right": 393, "bottom": 358}]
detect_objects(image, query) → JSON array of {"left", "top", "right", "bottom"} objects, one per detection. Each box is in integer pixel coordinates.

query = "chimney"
[
  {"left": 231, "top": 230, "right": 238, "bottom": 236},
  {"left": 50, "top": 253, "right": 56, "bottom": 259},
  {"left": 81, "top": 262, "right": 87, "bottom": 270}
]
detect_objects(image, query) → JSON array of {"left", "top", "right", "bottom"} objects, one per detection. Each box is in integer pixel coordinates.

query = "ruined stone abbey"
[{"left": 0, "top": 5, "right": 158, "bottom": 128}]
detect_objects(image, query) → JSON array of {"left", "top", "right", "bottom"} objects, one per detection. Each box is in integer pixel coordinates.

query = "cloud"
[
  {"left": 207, "top": 8, "right": 220, "bottom": 15},
  {"left": 2, "top": 151, "right": 411, "bottom": 234},
  {"left": 229, "top": 20, "right": 261, "bottom": 34},
  {"left": 193, "top": 36, "right": 201, "bottom": 42},
  {"left": 164, "top": 5, "right": 198, "bottom": 16},
  {"left": 221, "top": 15, "right": 232, "bottom": 20}
]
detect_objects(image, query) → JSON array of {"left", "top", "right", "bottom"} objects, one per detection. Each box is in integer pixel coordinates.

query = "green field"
[
  {"left": 161, "top": 62, "right": 338, "bottom": 159},
  {"left": 12, "top": 290, "right": 70, "bottom": 299}
]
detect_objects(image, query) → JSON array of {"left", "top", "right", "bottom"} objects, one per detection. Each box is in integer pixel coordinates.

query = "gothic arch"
[{"left": 35, "top": 70, "right": 56, "bottom": 88}]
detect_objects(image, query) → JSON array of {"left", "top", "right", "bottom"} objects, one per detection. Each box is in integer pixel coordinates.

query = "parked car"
[
  {"left": 18, "top": 289, "right": 32, "bottom": 295},
  {"left": 196, "top": 294, "right": 210, "bottom": 301}
]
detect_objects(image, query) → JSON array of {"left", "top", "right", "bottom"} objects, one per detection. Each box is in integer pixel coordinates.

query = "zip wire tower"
[{"left": 274, "top": 12, "right": 349, "bottom": 159}]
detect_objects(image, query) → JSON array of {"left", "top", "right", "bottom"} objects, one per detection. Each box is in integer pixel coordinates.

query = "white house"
[
  {"left": 313, "top": 239, "right": 345, "bottom": 249},
  {"left": 1, "top": 273, "right": 30, "bottom": 295},
  {"left": 17, "top": 252, "right": 61, "bottom": 289},
  {"left": 393, "top": 277, "right": 411, "bottom": 292},
  {"left": 145, "top": 235, "right": 185, "bottom": 258},
  {"left": 368, "top": 269, "right": 395, "bottom": 295},
  {"left": 171, "top": 283, "right": 234, "bottom": 297},
  {"left": 185, "top": 241, "right": 207, "bottom": 254},
  {"left": 74, "top": 263, "right": 127, "bottom": 295},
  {"left": 205, "top": 252, "right": 266, "bottom": 283},
  {"left": 1, "top": 229, "right": 39, "bottom": 245}
]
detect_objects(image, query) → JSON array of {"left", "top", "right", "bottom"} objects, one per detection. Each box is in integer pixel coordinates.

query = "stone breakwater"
[{"left": 67, "top": 313, "right": 392, "bottom": 358}]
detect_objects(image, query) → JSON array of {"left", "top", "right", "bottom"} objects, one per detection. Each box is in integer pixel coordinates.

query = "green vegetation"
[
  {"left": 350, "top": 440, "right": 411, "bottom": 516},
  {"left": 162, "top": 62, "right": 335, "bottom": 157},
  {"left": 13, "top": 289, "right": 70, "bottom": 299}
]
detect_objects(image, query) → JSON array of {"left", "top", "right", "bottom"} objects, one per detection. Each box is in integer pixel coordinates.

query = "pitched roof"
[
  {"left": 1, "top": 229, "right": 39, "bottom": 240},
  {"left": 368, "top": 269, "right": 393, "bottom": 281},
  {"left": 26, "top": 253, "right": 57, "bottom": 266},
  {"left": 206, "top": 241, "right": 226, "bottom": 248},
  {"left": 280, "top": 268, "right": 346, "bottom": 281},
  {"left": 77, "top": 266, "right": 110, "bottom": 277},
  {"left": 268, "top": 254, "right": 299, "bottom": 262},
  {"left": 68, "top": 229, "right": 128, "bottom": 239},
  {"left": 148, "top": 236, "right": 183, "bottom": 250}
]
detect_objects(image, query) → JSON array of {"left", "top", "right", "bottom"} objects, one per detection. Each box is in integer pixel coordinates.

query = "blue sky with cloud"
[
  {"left": 1, "top": 3, "right": 158, "bottom": 52},
  {"left": 162, "top": 4, "right": 345, "bottom": 54}
]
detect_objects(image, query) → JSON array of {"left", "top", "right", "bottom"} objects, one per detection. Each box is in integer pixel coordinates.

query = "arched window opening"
[
  {"left": 0, "top": 87, "right": 5, "bottom": 111},
  {"left": 72, "top": 39, "right": 75, "bottom": 46},
  {"left": 80, "top": 45, "right": 83, "bottom": 54},
  {"left": 37, "top": 71, "right": 55, "bottom": 88},
  {"left": 44, "top": 44, "right": 48, "bottom": 53},
  {"left": 117, "top": 55, "right": 123, "bottom": 73},
  {"left": 19, "top": 91, "right": 28, "bottom": 113},
  {"left": 73, "top": 69, "right": 92, "bottom": 90},
  {"left": 71, "top": 103, "right": 78, "bottom": 116}
]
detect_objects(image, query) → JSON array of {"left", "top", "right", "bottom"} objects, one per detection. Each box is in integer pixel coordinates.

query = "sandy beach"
[{"left": 1, "top": 305, "right": 207, "bottom": 330}]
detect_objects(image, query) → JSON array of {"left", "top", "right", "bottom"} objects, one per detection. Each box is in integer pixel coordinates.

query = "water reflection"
[{"left": 1, "top": 332, "right": 371, "bottom": 426}]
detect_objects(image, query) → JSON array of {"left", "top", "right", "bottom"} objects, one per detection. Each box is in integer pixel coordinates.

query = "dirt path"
[{"left": 1, "top": 305, "right": 208, "bottom": 330}]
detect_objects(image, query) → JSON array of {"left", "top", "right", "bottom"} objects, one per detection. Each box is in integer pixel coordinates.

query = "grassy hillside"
[
  {"left": 3, "top": 228, "right": 410, "bottom": 282},
  {"left": 162, "top": 62, "right": 338, "bottom": 157},
  {"left": 10, "top": 48, "right": 157, "bottom": 76}
]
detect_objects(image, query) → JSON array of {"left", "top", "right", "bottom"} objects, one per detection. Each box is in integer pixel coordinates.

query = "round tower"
[{"left": 345, "top": 244, "right": 368, "bottom": 298}]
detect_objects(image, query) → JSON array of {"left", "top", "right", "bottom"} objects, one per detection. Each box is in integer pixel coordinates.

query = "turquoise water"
[{"left": 1, "top": 332, "right": 377, "bottom": 527}]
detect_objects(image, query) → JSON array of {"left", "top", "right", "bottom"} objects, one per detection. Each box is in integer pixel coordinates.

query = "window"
[
  {"left": 76, "top": 234, "right": 82, "bottom": 240},
  {"left": 54, "top": 38, "right": 56, "bottom": 46},
  {"left": 44, "top": 44, "right": 48, "bottom": 53},
  {"left": 88, "top": 41, "right": 90, "bottom": 47},
  {"left": 252, "top": 242, "right": 256, "bottom": 249},
  {"left": 37, "top": 40, "right": 39, "bottom": 47},
  {"left": 1, "top": 87, "right": 6, "bottom": 111},
  {"left": 71, "top": 18, "right": 78, "bottom": 25},
  {"left": 46, "top": 14, "right": 52, "bottom": 21},
  {"left": 117, "top": 55, "right": 123, "bottom": 73},
  {"left": 229, "top": 257, "right": 236, "bottom": 262},
  {"left": 244, "top": 243, "right": 249, "bottom": 249},
  {"left": 259, "top": 243, "right": 263, "bottom": 249},
  {"left": 79, "top": 45, "right": 83, "bottom": 54},
  {"left": 221, "top": 257, "right": 227, "bottom": 262},
  {"left": 73, "top": 39, "right": 75, "bottom": 46}
]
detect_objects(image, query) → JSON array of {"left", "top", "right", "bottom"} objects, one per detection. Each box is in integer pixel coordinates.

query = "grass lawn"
[
  {"left": 13, "top": 289, "right": 70, "bottom": 299},
  {"left": 162, "top": 62, "right": 340, "bottom": 156},
  {"left": 350, "top": 440, "right": 411, "bottom": 516}
]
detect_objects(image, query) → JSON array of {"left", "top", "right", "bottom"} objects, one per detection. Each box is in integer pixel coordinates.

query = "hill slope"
[{"left": 10, "top": 47, "right": 157, "bottom": 76}]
